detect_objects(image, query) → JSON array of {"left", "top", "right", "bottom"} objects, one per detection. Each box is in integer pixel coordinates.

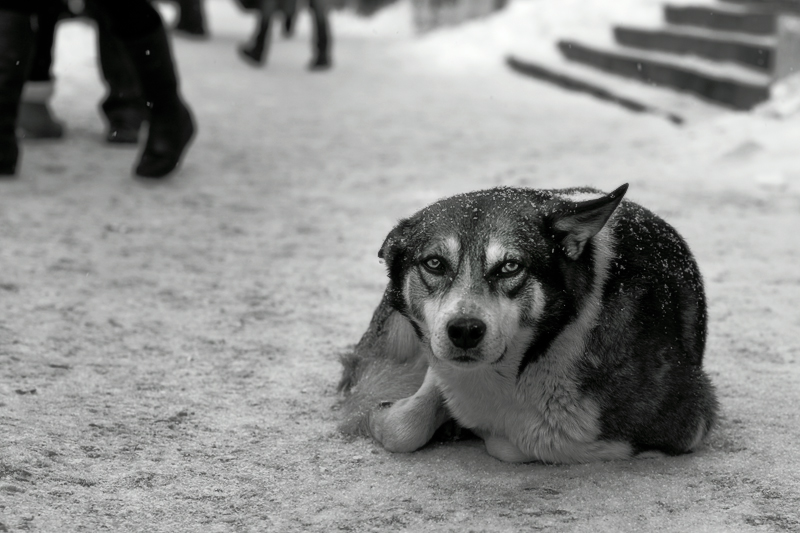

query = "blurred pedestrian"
[
  {"left": 84, "top": 1, "right": 196, "bottom": 177},
  {"left": 87, "top": 0, "right": 149, "bottom": 144},
  {"left": 171, "top": 0, "right": 208, "bottom": 38},
  {"left": 19, "top": 1, "right": 149, "bottom": 143},
  {"left": 237, "top": 0, "right": 331, "bottom": 70},
  {"left": 0, "top": 0, "right": 195, "bottom": 178},
  {"left": 17, "top": 0, "right": 65, "bottom": 139},
  {"left": 0, "top": 4, "right": 33, "bottom": 174},
  {"left": 280, "top": 0, "right": 298, "bottom": 38}
]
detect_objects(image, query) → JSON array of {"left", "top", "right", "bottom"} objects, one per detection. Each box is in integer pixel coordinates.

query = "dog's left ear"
[
  {"left": 550, "top": 184, "right": 628, "bottom": 260},
  {"left": 378, "top": 219, "right": 415, "bottom": 312},
  {"left": 378, "top": 218, "right": 413, "bottom": 270}
]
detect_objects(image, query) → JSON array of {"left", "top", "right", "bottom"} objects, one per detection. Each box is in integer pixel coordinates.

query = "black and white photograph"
[{"left": 1, "top": 0, "right": 799, "bottom": 530}]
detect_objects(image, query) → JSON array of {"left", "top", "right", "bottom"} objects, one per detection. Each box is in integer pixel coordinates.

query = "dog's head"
[{"left": 379, "top": 184, "right": 627, "bottom": 368}]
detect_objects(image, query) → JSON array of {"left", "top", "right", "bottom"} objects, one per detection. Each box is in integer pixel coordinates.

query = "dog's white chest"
[{"left": 434, "top": 364, "right": 630, "bottom": 463}]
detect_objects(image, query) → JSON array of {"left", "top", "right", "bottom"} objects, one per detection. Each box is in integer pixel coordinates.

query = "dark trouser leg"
[
  {"left": 174, "top": 0, "right": 208, "bottom": 38},
  {"left": 99, "top": 0, "right": 195, "bottom": 178},
  {"left": 19, "top": 3, "right": 64, "bottom": 139},
  {"left": 307, "top": 0, "right": 331, "bottom": 70},
  {"left": 238, "top": 0, "right": 276, "bottom": 66},
  {"left": 97, "top": 19, "right": 147, "bottom": 143},
  {"left": 281, "top": 0, "right": 296, "bottom": 37},
  {"left": 86, "top": 0, "right": 147, "bottom": 144},
  {"left": 0, "top": 8, "right": 34, "bottom": 175},
  {"left": 27, "top": 2, "right": 57, "bottom": 81}
]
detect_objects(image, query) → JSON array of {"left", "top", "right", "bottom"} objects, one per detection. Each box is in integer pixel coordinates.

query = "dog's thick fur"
[{"left": 338, "top": 185, "right": 718, "bottom": 463}]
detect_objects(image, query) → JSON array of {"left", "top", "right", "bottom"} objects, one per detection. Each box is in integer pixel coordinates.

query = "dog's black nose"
[{"left": 447, "top": 317, "right": 487, "bottom": 350}]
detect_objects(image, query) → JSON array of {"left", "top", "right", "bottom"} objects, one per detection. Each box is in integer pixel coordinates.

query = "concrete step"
[
  {"left": 505, "top": 53, "right": 727, "bottom": 125},
  {"left": 664, "top": 4, "right": 777, "bottom": 35},
  {"left": 558, "top": 39, "right": 772, "bottom": 109},
  {"left": 613, "top": 24, "right": 776, "bottom": 71},
  {"left": 718, "top": 0, "right": 800, "bottom": 13}
]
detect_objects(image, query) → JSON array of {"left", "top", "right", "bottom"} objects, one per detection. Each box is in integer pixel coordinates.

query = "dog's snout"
[{"left": 447, "top": 317, "right": 487, "bottom": 349}]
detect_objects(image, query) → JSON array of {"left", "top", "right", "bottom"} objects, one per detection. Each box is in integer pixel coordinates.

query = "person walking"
[
  {"left": 238, "top": 0, "right": 331, "bottom": 71},
  {"left": 0, "top": 6, "right": 33, "bottom": 175},
  {"left": 0, "top": 0, "right": 195, "bottom": 178},
  {"left": 17, "top": 0, "right": 65, "bottom": 140},
  {"left": 173, "top": 0, "right": 208, "bottom": 38}
]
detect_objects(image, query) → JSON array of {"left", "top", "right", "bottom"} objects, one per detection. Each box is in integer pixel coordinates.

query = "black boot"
[
  {"left": 18, "top": 80, "right": 65, "bottom": 139},
  {"left": 0, "top": 10, "right": 34, "bottom": 176},
  {"left": 122, "top": 27, "right": 195, "bottom": 178},
  {"left": 103, "top": 103, "right": 146, "bottom": 144}
]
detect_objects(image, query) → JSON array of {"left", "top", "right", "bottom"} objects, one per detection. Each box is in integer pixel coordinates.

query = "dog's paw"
[{"left": 367, "top": 397, "right": 431, "bottom": 453}]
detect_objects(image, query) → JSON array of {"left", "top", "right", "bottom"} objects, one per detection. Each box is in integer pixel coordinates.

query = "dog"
[{"left": 337, "top": 184, "right": 718, "bottom": 463}]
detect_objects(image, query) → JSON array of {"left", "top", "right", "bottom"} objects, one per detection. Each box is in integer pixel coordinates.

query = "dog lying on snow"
[{"left": 337, "top": 184, "right": 718, "bottom": 463}]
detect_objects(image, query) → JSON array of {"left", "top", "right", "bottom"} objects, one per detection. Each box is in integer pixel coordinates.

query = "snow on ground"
[{"left": 1, "top": 0, "right": 799, "bottom": 531}]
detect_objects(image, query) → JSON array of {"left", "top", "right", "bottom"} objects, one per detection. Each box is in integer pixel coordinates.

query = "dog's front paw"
[{"left": 367, "top": 397, "right": 432, "bottom": 453}]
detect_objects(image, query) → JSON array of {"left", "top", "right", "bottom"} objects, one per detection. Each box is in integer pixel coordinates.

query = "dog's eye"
[
  {"left": 422, "top": 257, "right": 445, "bottom": 274},
  {"left": 498, "top": 261, "right": 522, "bottom": 277}
]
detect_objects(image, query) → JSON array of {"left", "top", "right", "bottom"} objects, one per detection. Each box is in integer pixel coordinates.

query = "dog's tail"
[{"left": 337, "top": 290, "right": 427, "bottom": 436}]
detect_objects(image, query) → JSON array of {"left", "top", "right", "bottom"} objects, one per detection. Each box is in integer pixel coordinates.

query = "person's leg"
[
  {"left": 174, "top": 0, "right": 208, "bottom": 38},
  {"left": 238, "top": 0, "right": 277, "bottom": 66},
  {"left": 281, "top": 0, "right": 297, "bottom": 38},
  {"left": 307, "top": 0, "right": 331, "bottom": 70},
  {"left": 0, "top": 7, "right": 34, "bottom": 175},
  {"left": 98, "top": 0, "right": 195, "bottom": 178},
  {"left": 97, "top": 20, "right": 148, "bottom": 143},
  {"left": 19, "top": 2, "right": 64, "bottom": 139},
  {"left": 85, "top": 0, "right": 147, "bottom": 144}
]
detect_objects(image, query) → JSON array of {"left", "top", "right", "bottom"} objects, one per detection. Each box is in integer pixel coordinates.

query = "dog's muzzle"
[{"left": 447, "top": 317, "right": 486, "bottom": 350}]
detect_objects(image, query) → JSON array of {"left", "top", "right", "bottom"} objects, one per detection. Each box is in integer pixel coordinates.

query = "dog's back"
[{"left": 572, "top": 198, "right": 716, "bottom": 455}]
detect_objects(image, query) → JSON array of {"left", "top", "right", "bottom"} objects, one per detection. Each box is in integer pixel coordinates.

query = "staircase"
[{"left": 510, "top": 1, "right": 800, "bottom": 112}]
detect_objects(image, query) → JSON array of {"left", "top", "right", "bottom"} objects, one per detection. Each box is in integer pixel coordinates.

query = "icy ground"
[{"left": 1, "top": 0, "right": 799, "bottom": 531}]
